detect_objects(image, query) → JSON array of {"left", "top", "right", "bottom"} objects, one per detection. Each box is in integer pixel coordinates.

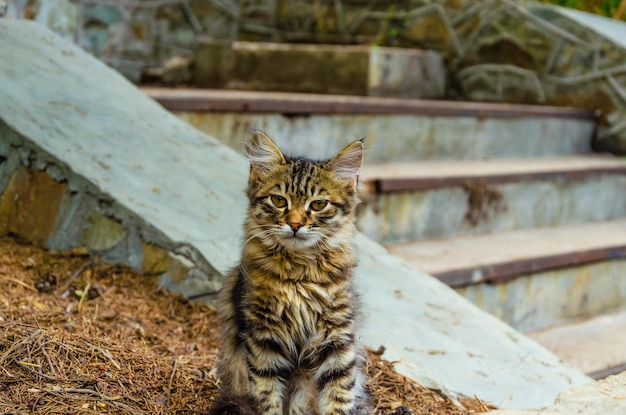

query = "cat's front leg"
[
  {"left": 315, "top": 347, "right": 368, "bottom": 415},
  {"left": 245, "top": 336, "right": 292, "bottom": 415},
  {"left": 248, "top": 370, "right": 287, "bottom": 415}
]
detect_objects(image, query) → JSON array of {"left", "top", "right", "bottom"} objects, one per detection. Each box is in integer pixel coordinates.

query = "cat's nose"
[{"left": 289, "top": 222, "right": 304, "bottom": 233}]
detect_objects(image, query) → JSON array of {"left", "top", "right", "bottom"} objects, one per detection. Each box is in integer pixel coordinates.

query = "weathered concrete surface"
[
  {"left": 359, "top": 155, "right": 626, "bottom": 183},
  {"left": 388, "top": 218, "right": 626, "bottom": 277},
  {"left": 174, "top": 111, "right": 594, "bottom": 163},
  {"left": 195, "top": 40, "right": 445, "bottom": 98},
  {"left": 389, "top": 219, "right": 626, "bottom": 332},
  {"left": 368, "top": 46, "right": 444, "bottom": 99},
  {"left": 459, "top": 260, "right": 626, "bottom": 333},
  {"left": 358, "top": 175, "right": 626, "bottom": 244},
  {"left": 355, "top": 234, "right": 591, "bottom": 408},
  {"left": 0, "top": 20, "right": 592, "bottom": 410},
  {"left": 528, "top": 309, "right": 626, "bottom": 377},
  {"left": 487, "top": 371, "right": 626, "bottom": 415}
]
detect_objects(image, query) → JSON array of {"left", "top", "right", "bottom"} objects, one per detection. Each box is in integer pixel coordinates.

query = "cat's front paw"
[
  {"left": 388, "top": 405, "right": 413, "bottom": 415},
  {"left": 208, "top": 394, "right": 260, "bottom": 415}
]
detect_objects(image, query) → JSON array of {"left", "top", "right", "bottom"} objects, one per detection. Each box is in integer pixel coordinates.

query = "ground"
[{"left": 0, "top": 235, "right": 492, "bottom": 415}]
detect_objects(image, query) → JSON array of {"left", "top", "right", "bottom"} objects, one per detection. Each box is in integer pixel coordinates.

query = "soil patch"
[{"left": 0, "top": 235, "right": 492, "bottom": 414}]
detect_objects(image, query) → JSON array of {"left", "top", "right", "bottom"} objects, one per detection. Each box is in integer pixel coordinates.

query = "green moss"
[{"left": 542, "top": 0, "right": 626, "bottom": 20}]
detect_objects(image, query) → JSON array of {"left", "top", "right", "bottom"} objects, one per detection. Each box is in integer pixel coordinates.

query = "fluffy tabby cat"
[{"left": 213, "top": 131, "right": 370, "bottom": 415}]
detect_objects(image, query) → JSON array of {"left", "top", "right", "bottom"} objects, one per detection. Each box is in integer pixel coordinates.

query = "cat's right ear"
[{"left": 243, "top": 131, "right": 286, "bottom": 182}]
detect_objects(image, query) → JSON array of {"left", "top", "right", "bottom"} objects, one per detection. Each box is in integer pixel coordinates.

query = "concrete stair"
[
  {"left": 145, "top": 87, "right": 595, "bottom": 162},
  {"left": 145, "top": 87, "right": 626, "bottom": 379},
  {"left": 353, "top": 116, "right": 626, "bottom": 378},
  {"left": 528, "top": 309, "right": 626, "bottom": 380},
  {"left": 358, "top": 155, "right": 626, "bottom": 243},
  {"left": 386, "top": 220, "right": 626, "bottom": 332}
]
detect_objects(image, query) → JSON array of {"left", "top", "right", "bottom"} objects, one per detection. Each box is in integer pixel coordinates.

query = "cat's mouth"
[{"left": 278, "top": 231, "right": 318, "bottom": 249}]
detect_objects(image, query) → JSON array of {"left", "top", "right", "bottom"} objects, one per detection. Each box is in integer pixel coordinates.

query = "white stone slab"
[
  {"left": 487, "top": 371, "right": 626, "bottom": 415},
  {"left": 556, "top": 7, "right": 626, "bottom": 50},
  {"left": 0, "top": 19, "right": 591, "bottom": 410},
  {"left": 356, "top": 234, "right": 590, "bottom": 408},
  {"left": 0, "top": 18, "right": 248, "bottom": 276}
]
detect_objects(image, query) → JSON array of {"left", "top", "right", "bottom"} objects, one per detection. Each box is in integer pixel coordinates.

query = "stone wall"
[
  {"left": 0, "top": 120, "right": 217, "bottom": 300},
  {"left": 4, "top": 0, "right": 240, "bottom": 82}
]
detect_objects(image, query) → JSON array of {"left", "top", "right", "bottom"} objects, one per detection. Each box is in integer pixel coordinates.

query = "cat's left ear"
[
  {"left": 244, "top": 131, "right": 286, "bottom": 182},
  {"left": 327, "top": 139, "right": 364, "bottom": 191}
]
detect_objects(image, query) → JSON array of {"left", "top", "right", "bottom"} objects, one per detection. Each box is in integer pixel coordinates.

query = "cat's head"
[{"left": 243, "top": 131, "right": 363, "bottom": 252}]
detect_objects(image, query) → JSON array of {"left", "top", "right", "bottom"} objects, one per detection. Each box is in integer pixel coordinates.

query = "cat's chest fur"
[{"left": 245, "top": 257, "right": 354, "bottom": 355}]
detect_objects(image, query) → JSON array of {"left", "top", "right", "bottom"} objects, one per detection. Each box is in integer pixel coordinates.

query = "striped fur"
[{"left": 215, "top": 132, "right": 371, "bottom": 415}]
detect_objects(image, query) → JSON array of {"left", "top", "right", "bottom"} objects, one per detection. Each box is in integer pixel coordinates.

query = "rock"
[
  {"left": 35, "top": 0, "right": 78, "bottom": 41},
  {"left": 0, "top": 167, "right": 67, "bottom": 248},
  {"left": 161, "top": 56, "right": 192, "bottom": 85},
  {"left": 142, "top": 242, "right": 173, "bottom": 276},
  {"left": 83, "top": 213, "right": 126, "bottom": 252},
  {"left": 82, "top": 4, "right": 124, "bottom": 25}
]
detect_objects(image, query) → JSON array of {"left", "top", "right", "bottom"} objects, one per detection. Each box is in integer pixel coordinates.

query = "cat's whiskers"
[
  {"left": 238, "top": 261, "right": 253, "bottom": 285},
  {"left": 244, "top": 223, "right": 275, "bottom": 236},
  {"left": 243, "top": 228, "right": 275, "bottom": 247},
  {"left": 317, "top": 237, "right": 353, "bottom": 276},
  {"left": 320, "top": 228, "right": 355, "bottom": 269},
  {"left": 321, "top": 227, "right": 353, "bottom": 246}
]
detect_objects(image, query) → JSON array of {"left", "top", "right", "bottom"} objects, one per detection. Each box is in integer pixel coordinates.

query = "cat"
[{"left": 212, "top": 131, "right": 371, "bottom": 415}]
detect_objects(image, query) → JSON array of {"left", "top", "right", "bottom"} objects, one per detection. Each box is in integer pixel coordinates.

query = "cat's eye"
[
  {"left": 310, "top": 200, "right": 328, "bottom": 211},
  {"left": 270, "top": 195, "right": 287, "bottom": 208}
]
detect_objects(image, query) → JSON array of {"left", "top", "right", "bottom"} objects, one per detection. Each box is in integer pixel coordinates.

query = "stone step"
[
  {"left": 194, "top": 40, "right": 446, "bottom": 99},
  {"left": 386, "top": 219, "right": 626, "bottom": 332},
  {"left": 528, "top": 309, "right": 626, "bottom": 379},
  {"left": 356, "top": 155, "right": 626, "bottom": 244},
  {"left": 145, "top": 87, "right": 597, "bottom": 162}
]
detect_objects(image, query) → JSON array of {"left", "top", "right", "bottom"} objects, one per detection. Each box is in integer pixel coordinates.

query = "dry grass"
[{"left": 0, "top": 235, "right": 491, "bottom": 414}]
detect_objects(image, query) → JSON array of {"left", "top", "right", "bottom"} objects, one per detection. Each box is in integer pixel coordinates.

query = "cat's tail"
[{"left": 208, "top": 394, "right": 260, "bottom": 415}]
